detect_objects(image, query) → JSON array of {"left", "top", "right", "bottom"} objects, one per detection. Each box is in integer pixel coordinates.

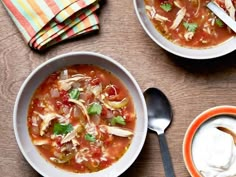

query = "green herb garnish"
[
  {"left": 111, "top": 116, "right": 126, "bottom": 126},
  {"left": 87, "top": 103, "right": 102, "bottom": 115},
  {"left": 216, "top": 18, "right": 224, "bottom": 27},
  {"left": 69, "top": 89, "right": 80, "bottom": 100},
  {"left": 183, "top": 22, "right": 198, "bottom": 32},
  {"left": 85, "top": 133, "right": 96, "bottom": 142},
  {"left": 160, "top": 3, "right": 172, "bottom": 12},
  {"left": 53, "top": 123, "right": 73, "bottom": 135}
]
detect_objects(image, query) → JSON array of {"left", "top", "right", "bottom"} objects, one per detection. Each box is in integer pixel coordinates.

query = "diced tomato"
[
  {"left": 55, "top": 136, "right": 62, "bottom": 146},
  {"left": 101, "top": 105, "right": 108, "bottom": 117},
  {"left": 91, "top": 146, "right": 102, "bottom": 158},
  {"left": 55, "top": 101, "right": 62, "bottom": 110},
  {"left": 124, "top": 113, "right": 134, "bottom": 122},
  {"left": 107, "top": 94, "right": 124, "bottom": 101},
  {"left": 73, "top": 162, "right": 86, "bottom": 172},
  {"left": 28, "top": 117, "right": 32, "bottom": 126},
  {"left": 122, "top": 109, "right": 135, "bottom": 122},
  {"left": 90, "top": 78, "right": 101, "bottom": 85},
  {"left": 99, "top": 158, "right": 113, "bottom": 169},
  {"left": 49, "top": 73, "right": 58, "bottom": 81},
  {"left": 59, "top": 90, "right": 72, "bottom": 107},
  {"left": 32, "top": 98, "right": 40, "bottom": 107},
  {"left": 112, "top": 110, "right": 120, "bottom": 117},
  {"left": 31, "top": 98, "right": 45, "bottom": 112},
  {"left": 104, "top": 85, "right": 119, "bottom": 96},
  {"left": 104, "top": 134, "right": 113, "bottom": 146}
]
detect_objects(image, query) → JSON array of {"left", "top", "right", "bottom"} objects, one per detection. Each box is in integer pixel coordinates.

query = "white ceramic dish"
[
  {"left": 183, "top": 106, "right": 236, "bottom": 177},
  {"left": 13, "top": 51, "right": 148, "bottom": 177},
  {"left": 133, "top": 0, "right": 236, "bottom": 59}
]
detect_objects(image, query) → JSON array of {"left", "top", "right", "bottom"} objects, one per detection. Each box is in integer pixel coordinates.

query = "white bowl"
[
  {"left": 13, "top": 51, "right": 148, "bottom": 177},
  {"left": 133, "top": 0, "right": 236, "bottom": 59},
  {"left": 183, "top": 106, "right": 236, "bottom": 176}
]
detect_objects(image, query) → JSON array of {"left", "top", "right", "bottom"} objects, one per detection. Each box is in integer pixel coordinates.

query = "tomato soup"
[
  {"left": 27, "top": 65, "right": 136, "bottom": 173},
  {"left": 144, "top": 0, "right": 236, "bottom": 48}
]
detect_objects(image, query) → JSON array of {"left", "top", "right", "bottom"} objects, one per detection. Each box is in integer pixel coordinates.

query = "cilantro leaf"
[
  {"left": 183, "top": 22, "right": 198, "bottom": 32},
  {"left": 53, "top": 123, "right": 73, "bottom": 135},
  {"left": 69, "top": 89, "right": 80, "bottom": 100},
  {"left": 111, "top": 116, "right": 126, "bottom": 126},
  {"left": 87, "top": 103, "right": 102, "bottom": 115},
  {"left": 216, "top": 18, "right": 224, "bottom": 27},
  {"left": 85, "top": 133, "right": 96, "bottom": 142},
  {"left": 160, "top": 3, "right": 172, "bottom": 12}
]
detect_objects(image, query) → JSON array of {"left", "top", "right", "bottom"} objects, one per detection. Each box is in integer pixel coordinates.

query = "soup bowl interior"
[
  {"left": 13, "top": 52, "right": 148, "bottom": 177},
  {"left": 183, "top": 105, "right": 236, "bottom": 177},
  {"left": 133, "top": 0, "right": 236, "bottom": 59}
]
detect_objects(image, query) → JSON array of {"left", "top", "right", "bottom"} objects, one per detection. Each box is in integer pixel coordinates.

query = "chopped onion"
[
  {"left": 59, "top": 69, "right": 68, "bottom": 80},
  {"left": 31, "top": 126, "right": 40, "bottom": 135},
  {"left": 73, "top": 106, "right": 81, "bottom": 117},
  {"left": 62, "top": 105, "right": 70, "bottom": 115},
  {"left": 50, "top": 88, "right": 60, "bottom": 98},
  {"left": 106, "top": 110, "right": 114, "bottom": 119},
  {"left": 90, "top": 84, "right": 102, "bottom": 97},
  {"left": 72, "top": 82, "right": 81, "bottom": 89},
  {"left": 90, "top": 114, "right": 101, "bottom": 125}
]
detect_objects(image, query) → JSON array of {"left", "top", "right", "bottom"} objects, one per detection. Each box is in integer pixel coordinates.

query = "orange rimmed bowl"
[{"left": 183, "top": 105, "right": 236, "bottom": 177}]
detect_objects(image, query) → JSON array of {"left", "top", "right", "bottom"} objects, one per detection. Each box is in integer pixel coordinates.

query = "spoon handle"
[{"left": 158, "top": 133, "right": 175, "bottom": 177}]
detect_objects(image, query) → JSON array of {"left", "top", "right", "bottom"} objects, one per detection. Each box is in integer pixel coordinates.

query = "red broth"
[
  {"left": 144, "top": 0, "right": 236, "bottom": 48},
  {"left": 27, "top": 65, "right": 136, "bottom": 173}
]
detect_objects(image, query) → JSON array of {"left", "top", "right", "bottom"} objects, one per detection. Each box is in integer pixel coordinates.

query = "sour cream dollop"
[{"left": 192, "top": 116, "right": 236, "bottom": 177}]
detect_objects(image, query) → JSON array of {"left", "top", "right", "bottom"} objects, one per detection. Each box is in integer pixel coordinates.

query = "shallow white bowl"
[
  {"left": 133, "top": 0, "right": 236, "bottom": 59},
  {"left": 13, "top": 52, "right": 148, "bottom": 177},
  {"left": 183, "top": 105, "right": 236, "bottom": 176}
]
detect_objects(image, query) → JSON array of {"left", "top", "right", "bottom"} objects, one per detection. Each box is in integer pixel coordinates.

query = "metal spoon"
[
  {"left": 207, "top": 1, "right": 236, "bottom": 33},
  {"left": 144, "top": 88, "right": 175, "bottom": 177},
  {"left": 217, "top": 126, "right": 236, "bottom": 144}
]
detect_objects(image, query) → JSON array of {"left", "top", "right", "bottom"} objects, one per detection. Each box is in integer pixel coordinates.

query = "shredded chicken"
[
  {"left": 68, "top": 99, "right": 90, "bottom": 123},
  {"left": 90, "top": 84, "right": 102, "bottom": 97},
  {"left": 102, "top": 125, "right": 133, "bottom": 137},
  {"left": 61, "top": 124, "right": 83, "bottom": 144},
  {"left": 34, "top": 112, "right": 65, "bottom": 136},
  {"left": 75, "top": 148, "right": 90, "bottom": 163},
  {"left": 72, "top": 139, "right": 80, "bottom": 148},
  {"left": 174, "top": 0, "right": 184, "bottom": 8},
  {"left": 154, "top": 13, "right": 170, "bottom": 22},
  {"left": 85, "top": 123, "right": 98, "bottom": 136},
  {"left": 58, "top": 75, "right": 91, "bottom": 91},
  {"left": 145, "top": 5, "right": 169, "bottom": 21},
  {"left": 170, "top": 7, "right": 186, "bottom": 30},
  {"left": 58, "top": 107, "right": 73, "bottom": 124},
  {"left": 184, "top": 32, "right": 195, "bottom": 41},
  {"left": 194, "top": 0, "right": 201, "bottom": 16},
  {"left": 225, "top": 0, "right": 236, "bottom": 20},
  {"left": 33, "top": 139, "right": 50, "bottom": 145}
]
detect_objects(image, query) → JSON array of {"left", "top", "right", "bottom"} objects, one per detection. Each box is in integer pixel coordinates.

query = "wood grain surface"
[{"left": 0, "top": 1, "right": 236, "bottom": 177}]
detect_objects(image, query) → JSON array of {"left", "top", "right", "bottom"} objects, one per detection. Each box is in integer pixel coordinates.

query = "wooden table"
[{"left": 1, "top": 1, "right": 236, "bottom": 177}]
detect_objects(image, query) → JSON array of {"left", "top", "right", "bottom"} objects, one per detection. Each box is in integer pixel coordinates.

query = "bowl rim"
[
  {"left": 133, "top": 0, "right": 236, "bottom": 59},
  {"left": 182, "top": 105, "right": 236, "bottom": 177},
  {"left": 13, "top": 51, "right": 148, "bottom": 177}
]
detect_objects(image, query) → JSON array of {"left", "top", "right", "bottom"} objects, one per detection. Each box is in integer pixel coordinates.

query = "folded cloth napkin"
[{"left": 2, "top": 0, "right": 100, "bottom": 50}]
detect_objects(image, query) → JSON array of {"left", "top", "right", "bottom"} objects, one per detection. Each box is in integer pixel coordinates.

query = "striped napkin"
[{"left": 2, "top": 0, "right": 100, "bottom": 50}]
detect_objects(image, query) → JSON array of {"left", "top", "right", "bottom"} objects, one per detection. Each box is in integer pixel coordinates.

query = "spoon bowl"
[
  {"left": 207, "top": 2, "right": 236, "bottom": 33},
  {"left": 144, "top": 88, "right": 172, "bottom": 134},
  {"left": 144, "top": 88, "right": 175, "bottom": 177}
]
